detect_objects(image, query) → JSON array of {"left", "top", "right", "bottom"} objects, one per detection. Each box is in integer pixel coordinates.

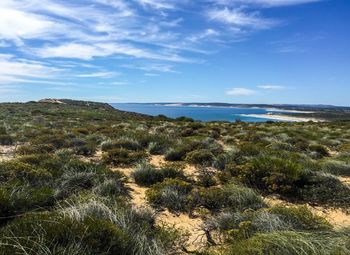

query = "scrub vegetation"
[{"left": 0, "top": 99, "right": 350, "bottom": 254}]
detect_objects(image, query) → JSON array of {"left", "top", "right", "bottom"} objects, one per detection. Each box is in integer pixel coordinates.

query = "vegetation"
[{"left": 0, "top": 99, "right": 350, "bottom": 254}]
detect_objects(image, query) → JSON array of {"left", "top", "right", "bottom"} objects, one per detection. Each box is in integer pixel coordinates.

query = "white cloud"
[
  {"left": 121, "top": 63, "right": 176, "bottom": 73},
  {"left": 220, "top": 0, "right": 322, "bottom": 7},
  {"left": 226, "top": 88, "right": 257, "bottom": 96},
  {"left": 35, "top": 43, "right": 108, "bottom": 60},
  {"left": 137, "top": 0, "right": 175, "bottom": 9},
  {"left": 35, "top": 42, "right": 193, "bottom": 62},
  {"left": 207, "top": 8, "right": 277, "bottom": 30},
  {"left": 0, "top": 5, "right": 57, "bottom": 44},
  {"left": 0, "top": 54, "right": 59, "bottom": 84},
  {"left": 76, "top": 72, "right": 118, "bottom": 78},
  {"left": 258, "top": 85, "right": 285, "bottom": 89}
]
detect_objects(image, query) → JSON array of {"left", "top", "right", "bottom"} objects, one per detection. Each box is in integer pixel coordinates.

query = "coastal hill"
[{"left": 0, "top": 99, "right": 350, "bottom": 254}]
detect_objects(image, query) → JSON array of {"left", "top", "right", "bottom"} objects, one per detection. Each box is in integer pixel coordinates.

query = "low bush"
[
  {"left": 197, "top": 167, "right": 217, "bottom": 187},
  {"left": 148, "top": 141, "right": 168, "bottom": 155},
  {"left": 236, "top": 156, "right": 306, "bottom": 195},
  {"left": 17, "top": 144, "right": 54, "bottom": 155},
  {"left": 132, "top": 162, "right": 163, "bottom": 186},
  {"left": 164, "top": 147, "right": 187, "bottom": 161},
  {"left": 146, "top": 178, "right": 193, "bottom": 212},
  {"left": 300, "top": 173, "right": 350, "bottom": 207},
  {"left": 185, "top": 149, "right": 214, "bottom": 166},
  {"left": 225, "top": 231, "right": 349, "bottom": 255},
  {"left": 0, "top": 184, "right": 54, "bottom": 224},
  {"left": 132, "top": 162, "right": 186, "bottom": 187},
  {"left": 309, "top": 144, "right": 331, "bottom": 158},
  {"left": 93, "top": 179, "right": 129, "bottom": 197},
  {"left": 268, "top": 206, "right": 332, "bottom": 231},
  {"left": 0, "top": 134, "right": 13, "bottom": 145},
  {"left": 197, "top": 183, "right": 265, "bottom": 211},
  {"left": 321, "top": 160, "right": 350, "bottom": 176},
  {"left": 102, "top": 148, "right": 147, "bottom": 166},
  {"left": 0, "top": 160, "right": 52, "bottom": 184}
]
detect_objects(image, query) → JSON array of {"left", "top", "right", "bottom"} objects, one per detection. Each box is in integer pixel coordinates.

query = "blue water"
[{"left": 111, "top": 103, "right": 282, "bottom": 122}]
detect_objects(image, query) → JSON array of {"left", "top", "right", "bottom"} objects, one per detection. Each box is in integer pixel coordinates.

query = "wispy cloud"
[
  {"left": 258, "top": 85, "right": 285, "bottom": 89},
  {"left": 137, "top": 0, "right": 175, "bottom": 10},
  {"left": 213, "top": 0, "right": 322, "bottom": 7},
  {"left": 226, "top": 88, "right": 257, "bottom": 96},
  {"left": 0, "top": 54, "right": 60, "bottom": 84},
  {"left": 76, "top": 72, "right": 118, "bottom": 78},
  {"left": 207, "top": 8, "right": 277, "bottom": 30}
]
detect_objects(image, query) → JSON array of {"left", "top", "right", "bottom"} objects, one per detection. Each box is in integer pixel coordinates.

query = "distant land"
[
  {"left": 115, "top": 102, "right": 350, "bottom": 122},
  {"left": 138, "top": 102, "right": 350, "bottom": 111}
]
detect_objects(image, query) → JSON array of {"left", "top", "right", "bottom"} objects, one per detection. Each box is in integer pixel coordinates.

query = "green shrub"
[
  {"left": 0, "top": 211, "right": 132, "bottom": 255},
  {"left": 300, "top": 173, "right": 350, "bottom": 207},
  {"left": 146, "top": 178, "right": 193, "bottom": 212},
  {"left": 197, "top": 183, "right": 265, "bottom": 211},
  {"left": 205, "top": 210, "right": 289, "bottom": 240},
  {"left": 226, "top": 231, "right": 349, "bottom": 255},
  {"left": 0, "top": 134, "right": 13, "bottom": 145},
  {"left": 0, "top": 185, "right": 54, "bottom": 224},
  {"left": 186, "top": 149, "right": 214, "bottom": 166},
  {"left": 197, "top": 167, "right": 217, "bottom": 187},
  {"left": 113, "top": 138, "right": 141, "bottom": 151},
  {"left": 17, "top": 144, "right": 54, "bottom": 155},
  {"left": 148, "top": 141, "right": 168, "bottom": 155},
  {"left": 165, "top": 147, "right": 187, "bottom": 161},
  {"left": 321, "top": 160, "right": 350, "bottom": 176},
  {"left": 0, "top": 160, "right": 52, "bottom": 184},
  {"left": 309, "top": 144, "right": 330, "bottom": 158},
  {"left": 132, "top": 162, "right": 163, "bottom": 186},
  {"left": 102, "top": 148, "right": 147, "bottom": 166},
  {"left": 93, "top": 179, "right": 129, "bottom": 197},
  {"left": 268, "top": 206, "right": 332, "bottom": 231},
  {"left": 237, "top": 156, "right": 306, "bottom": 195}
]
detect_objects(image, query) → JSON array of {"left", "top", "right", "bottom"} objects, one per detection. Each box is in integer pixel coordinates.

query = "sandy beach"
[{"left": 240, "top": 113, "right": 323, "bottom": 122}]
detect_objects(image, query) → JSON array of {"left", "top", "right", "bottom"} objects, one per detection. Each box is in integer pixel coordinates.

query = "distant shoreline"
[{"left": 240, "top": 114, "right": 324, "bottom": 122}]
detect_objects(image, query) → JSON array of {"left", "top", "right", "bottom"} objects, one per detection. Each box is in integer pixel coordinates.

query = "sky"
[{"left": 0, "top": 0, "right": 349, "bottom": 105}]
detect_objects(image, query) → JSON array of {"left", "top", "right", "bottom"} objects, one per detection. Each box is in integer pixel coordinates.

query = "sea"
[{"left": 111, "top": 103, "right": 290, "bottom": 122}]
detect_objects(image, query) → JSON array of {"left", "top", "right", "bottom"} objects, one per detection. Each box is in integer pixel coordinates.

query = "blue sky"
[{"left": 0, "top": 0, "right": 349, "bottom": 105}]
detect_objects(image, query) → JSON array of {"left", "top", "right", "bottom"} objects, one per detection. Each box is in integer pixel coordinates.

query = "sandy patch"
[
  {"left": 127, "top": 182, "right": 148, "bottom": 206},
  {"left": 339, "top": 176, "right": 350, "bottom": 186},
  {"left": 150, "top": 155, "right": 166, "bottom": 167},
  {"left": 0, "top": 145, "right": 16, "bottom": 161},
  {"left": 157, "top": 209, "right": 206, "bottom": 251}
]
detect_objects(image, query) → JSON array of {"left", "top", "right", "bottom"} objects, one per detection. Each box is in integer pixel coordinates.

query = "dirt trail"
[{"left": 264, "top": 195, "right": 350, "bottom": 229}]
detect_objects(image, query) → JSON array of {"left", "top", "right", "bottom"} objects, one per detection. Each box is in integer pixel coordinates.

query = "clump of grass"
[
  {"left": 146, "top": 178, "right": 193, "bottom": 212},
  {"left": 226, "top": 231, "right": 350, "bottom": 255},
  {"left": 185, "top": 149, "right": 215, "bottom": 166},
  {"left": 102, "top": 148, "right": 147, "bottom": 166},
  {"left": 197, "top": 183, "right": 266, "bottom": 211},
  {"left": 0, "top": 134, "right": 13, "bottom": 145},
  {"left": 132, "top": 162, "right": 186, "bottom": 186},
  {"left": 268, "top": 206, "right": 332, "bottom": 231}
]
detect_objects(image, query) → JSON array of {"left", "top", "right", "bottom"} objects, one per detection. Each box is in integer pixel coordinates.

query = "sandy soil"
[
  {"left": 0, "top": 145, "right": 16, "bottom": 161},
  {"left": 240, "top": 114, "right": 323, "bottom": 122},
  {"left": 149, "top": 155, "right": 166, "bottom": 167},
  {"left": 339, "top": 176, "right": 350, "bottom": 186},
  {"left": 157, "top": 210, "right": 206, "bottom": 251}
]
